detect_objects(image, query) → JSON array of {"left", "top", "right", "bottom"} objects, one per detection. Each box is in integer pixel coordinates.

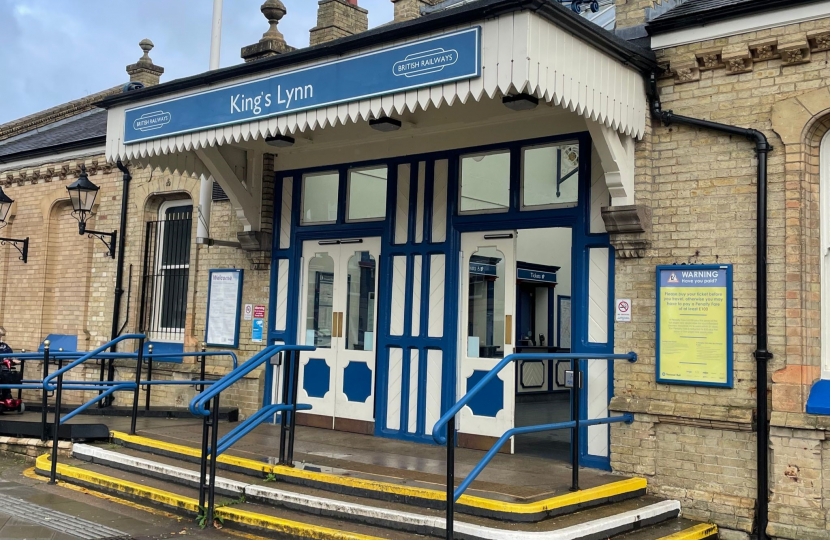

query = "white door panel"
[
  {"left": 458, "top": 231, "right": 517, "bottom": 448},
  {"left": 298, "top": 238, "right": 381, "bottom": 426}
]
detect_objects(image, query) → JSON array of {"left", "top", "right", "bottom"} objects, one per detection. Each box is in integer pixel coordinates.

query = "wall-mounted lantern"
[
  {"left": 66, "top": 165, "right": 116, "bottom": 258},
  {"left": 0, "top": 186, "right": 28, "bottom": 263}
]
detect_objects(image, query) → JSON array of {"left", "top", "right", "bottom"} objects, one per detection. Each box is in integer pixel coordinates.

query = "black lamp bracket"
[
  {"left": 85, "top": 229, "right": 117, "bottom": 259},
  {"left": 0, "top": 236, "right": 29, "bottom": 263}
]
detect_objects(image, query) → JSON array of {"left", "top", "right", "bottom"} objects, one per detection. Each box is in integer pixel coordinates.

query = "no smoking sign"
[{"left": 616, "top": 299, "right": 632, "bottom": 322}]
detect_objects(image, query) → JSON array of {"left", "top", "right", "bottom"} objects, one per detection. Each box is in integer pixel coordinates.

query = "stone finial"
[
  {"left": 241, "top": 0, "right": 293, "bottom": 63},
  {"left": 126, "top": 39, "right": 165, "bottom": 87},
  {"left": 310, "top": 0, "right": 369, "bottom": 47}
]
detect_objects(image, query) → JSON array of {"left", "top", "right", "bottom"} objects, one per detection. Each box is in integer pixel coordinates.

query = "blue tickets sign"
[
  {"left": 517, "top": 268, "right": 557, "bottom": 284},
  {"left": 124, "top": 27, "right": 481, "bottom": 144}
]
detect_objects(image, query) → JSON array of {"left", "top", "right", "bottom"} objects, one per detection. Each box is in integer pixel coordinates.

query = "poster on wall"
[
  {"left": 656, "top": 265, "right": 733, "bottom": 388},
  {"left": 206, "top": 269, "right": 244, "bottom": 348}
]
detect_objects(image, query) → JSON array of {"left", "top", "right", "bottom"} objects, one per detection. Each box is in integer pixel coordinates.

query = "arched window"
[{"left": 821, "top": 131, "right": 830, "bottom": 378}]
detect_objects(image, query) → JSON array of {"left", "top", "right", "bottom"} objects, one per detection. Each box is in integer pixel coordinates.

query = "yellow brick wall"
[
  {"left": 610, "top": 17, "right": 830, "bottom": 540},
  {"left": 0, "top": 155, "right": 274, "bottom": 419}
]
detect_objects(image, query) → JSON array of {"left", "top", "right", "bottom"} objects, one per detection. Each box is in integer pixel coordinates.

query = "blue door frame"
[{"left": 264, "top": 131, "right": 616, "bottom": 469}]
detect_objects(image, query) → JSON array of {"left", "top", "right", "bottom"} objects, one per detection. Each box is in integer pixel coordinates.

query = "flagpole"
[{"left": 199, "top": 0, "right": 223, "bottom": 244}]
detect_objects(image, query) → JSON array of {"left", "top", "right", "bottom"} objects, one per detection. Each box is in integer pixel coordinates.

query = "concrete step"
[
  {"left": 614, "top": 520, "right": 718, "bottom": 540},
  {"left": 57, "top": 444, "right": 696, "bottom": 540},
  {"left": 109, "top": 430, "right": 648, "bottom": 522}
]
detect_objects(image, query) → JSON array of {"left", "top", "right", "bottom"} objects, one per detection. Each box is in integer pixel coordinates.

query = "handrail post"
[
  {"left": 49, "top": 372, "right": 63, "bottom": 484},
  {"left": 198, "top": 397, "right": 211, "bottom": 510},
  {"left": 131, "top": 337, "right": 145, "bottom": 435},
  {"left": 278, "top": 350, "right": 290, "bottom": 465},
  {"left": 287, "top": 350, "right": 301, "bottom": 465},
  {"left": 145, "top": 344, "right": 153, "bottom": 411},
  {"left": 17, "top": 352, "right": 25, "bottom": 401},
  {"left": 208, "top": 394, "right": 220, "bottom": 525},
  {"left": 571, "top": 359, "right": 580, "bottom": 492},
  {"left": 199, "top": 342, "right": 207, "bottom": 393},
  {"left": 446, "top": 415, "right": 455, "bottom": 540},
  {"left": 41, "top": 340, "right": 50, "bottom": 442}
]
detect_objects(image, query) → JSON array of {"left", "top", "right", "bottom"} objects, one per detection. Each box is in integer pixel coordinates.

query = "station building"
[{"left": 2, "top": 0, "right": 830, "bottom": 538}]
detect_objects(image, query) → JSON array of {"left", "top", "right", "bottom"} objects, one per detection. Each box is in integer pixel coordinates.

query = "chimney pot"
[{"left": 310, "top": 0, "right": 369, "bottom": 47}]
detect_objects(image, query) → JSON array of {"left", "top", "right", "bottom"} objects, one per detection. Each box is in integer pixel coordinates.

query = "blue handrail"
[
  {"left": 451, "top": 414, "right": 633, "bottom": 502},
  {"left": 431, "top": 352, "right": 637, "bottom": 444},
  {"left": 44, "top": 334, "right": 146, "bottom": 391},
  {"left": 214, "top": 403, "right": 312, "bottom": 456},
  {"left": 189, "top": 344, "right": 314, "bottom": 416}
]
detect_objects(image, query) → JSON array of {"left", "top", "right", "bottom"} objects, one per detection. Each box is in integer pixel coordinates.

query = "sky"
[{"left": 0, "top": 0, "right": 394, "bottom": 124}]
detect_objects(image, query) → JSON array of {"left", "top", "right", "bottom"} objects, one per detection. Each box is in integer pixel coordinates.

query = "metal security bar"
[{"left": 139, "top": 207, "right": 193, "bottom": 342}]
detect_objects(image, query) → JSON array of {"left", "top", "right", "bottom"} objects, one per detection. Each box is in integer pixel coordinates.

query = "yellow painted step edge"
[
  {"left": 35, "top": 454, "right": 384, "bottom": 540},
  {"left": 111, "top": 430, "right": 647, "bottom": 515},
  {"left": 658, "top": 523, "right": 718, "bottom": 540}
]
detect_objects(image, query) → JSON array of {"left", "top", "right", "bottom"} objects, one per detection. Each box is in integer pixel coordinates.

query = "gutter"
[
  {"left": 648, "top": 73, "right": 771, "bottom": 540},
  {"left": 96, "top": 0, "right": 657, "bottom": 110}
]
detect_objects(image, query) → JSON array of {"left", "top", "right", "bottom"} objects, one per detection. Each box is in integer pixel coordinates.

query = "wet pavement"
[{"left": 0, "top": 456, "right": 257, "bottom": 539}]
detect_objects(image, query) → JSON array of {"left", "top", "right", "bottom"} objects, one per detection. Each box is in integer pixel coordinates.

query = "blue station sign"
[{"left": 124, "top": 27, "right": 482, "bottom": 144}]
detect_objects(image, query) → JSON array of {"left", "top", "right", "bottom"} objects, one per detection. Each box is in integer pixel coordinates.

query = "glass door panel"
[
  {"left": 297, "top": 243, "right": 342, "bottom": 424},
  {"left": 335, "top": 238, "right": 381, "bottom": 423},
  {"left": 459, "top": 231, "right": 517, "bottom": 448}
]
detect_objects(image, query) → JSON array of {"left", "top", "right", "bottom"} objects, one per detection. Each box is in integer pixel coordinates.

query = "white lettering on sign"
[{"left": 230, "top": 85, "right": 315, "bottom": 116}]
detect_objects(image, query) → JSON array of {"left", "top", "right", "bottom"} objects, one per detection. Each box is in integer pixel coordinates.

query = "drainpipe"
[
  {"left": 102, "top": 160, "right": 132, "bottom": 400},
  {"left": 648, "top": 73, "right": 772, "bottom": 540}
]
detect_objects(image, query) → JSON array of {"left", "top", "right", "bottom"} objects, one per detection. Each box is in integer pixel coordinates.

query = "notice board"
[
  {"left": 206, "top": 269, "right": 244, "bottom": 348},
  {"left": 656, "top": 265, "right": 733, "bottom": 388}
]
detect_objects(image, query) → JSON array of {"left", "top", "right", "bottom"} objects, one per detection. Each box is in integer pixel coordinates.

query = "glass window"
[
  {"left": 305, "top": 252, "right": 335, "bottom": 348},
  {"left": 460, "top": 151, "right": 510, "bottom": 214},
  {"left": 467, "top": 248, "right": 506, "bottom": 359},
  {"left": 348, "top": 167, "right": 388, "bottom": 222},
  {"left": 522, "top": 142, "right": 580, "bottom": 208},
  {"left": 302, "top": 171, "right": 339, "bottom": 224},
  {"left": 345, "top": 250, "right": 376, "bottom": 351}
]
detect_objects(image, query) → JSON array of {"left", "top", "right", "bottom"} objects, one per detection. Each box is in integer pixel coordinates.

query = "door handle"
[
  {"left": 332, "top": 312, "right": 339, "bottom": 338},
  {"left": 505, "top": 315, "right": 513, "bottom": 345},
  {"left": 338, "top": 312, "right": 344, "bottom": 339}
]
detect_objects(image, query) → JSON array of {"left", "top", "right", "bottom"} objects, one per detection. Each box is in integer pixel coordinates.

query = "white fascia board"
[
  {"left": 0, "top": 146, "right": 105, "bottom": 174},
  {"left": 651, "top": 1, "right": 830, "bottom": 49}
]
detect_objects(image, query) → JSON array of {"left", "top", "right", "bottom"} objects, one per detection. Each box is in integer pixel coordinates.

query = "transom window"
[
  {"left": 300, "top": 166, "right": 388, "bottom": 226},
  {"left": 347, "top": 166, "right": 388, "bottom": 222},
  {"left": 522, "top": 141, "right": 580, "bottom": 208},
  {"left": 458, "top": 141, "right": 581, "bottom": 215},
  {"left": 459, "top": 151, "right": 511, "bottom": 214},
  {"left": 301, "top": 171, "right": 339, "bottom": 224}
]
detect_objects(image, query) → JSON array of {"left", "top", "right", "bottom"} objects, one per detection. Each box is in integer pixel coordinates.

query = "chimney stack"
[
  {"left": 241, "top": 0, "right": 293, "bottom": 63},
  {"left": 126, "top": 39, "right": 165, "bottom": 86},
  {"left": 391, "top": 0, "right": 443, "bottom": 22},
  {"left": 310, "top": 0, "right": 369, "bottom": 46}
]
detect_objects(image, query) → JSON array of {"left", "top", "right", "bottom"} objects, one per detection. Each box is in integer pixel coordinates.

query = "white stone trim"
[
  {"left": 651, "top": 2, "right": 830, "bottom": 49},
  {"left": 821, "top": 131, "right": 830, "bottom": 379}
]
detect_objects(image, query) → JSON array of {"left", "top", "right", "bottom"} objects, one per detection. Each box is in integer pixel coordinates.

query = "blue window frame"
[{"left": 265, "top": 131, "right": 616, "bottom": 469}]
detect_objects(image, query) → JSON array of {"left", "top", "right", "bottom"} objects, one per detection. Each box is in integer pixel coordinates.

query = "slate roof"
[
  {"left": 0, "top": 109, "right": 107, "bottom": 163},
  {"left": 649, "top": 0, "right": 826, "bottom": 32}
]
